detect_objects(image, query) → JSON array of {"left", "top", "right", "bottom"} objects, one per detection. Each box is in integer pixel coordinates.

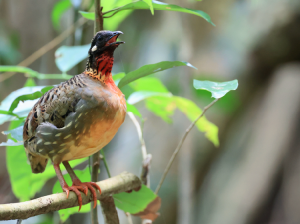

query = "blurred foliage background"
[{"left": 0, "top": 0, "right": 300, "bottom": 223}]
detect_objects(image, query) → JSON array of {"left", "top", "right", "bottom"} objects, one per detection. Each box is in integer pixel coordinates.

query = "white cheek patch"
[{"left": 91, "top": 45, "right": 97, "bottom": 52}]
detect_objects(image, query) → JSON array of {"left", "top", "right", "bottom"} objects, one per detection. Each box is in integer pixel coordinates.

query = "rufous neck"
[{"left": 84, "top": 53, "right": 114, "bottom": 82}]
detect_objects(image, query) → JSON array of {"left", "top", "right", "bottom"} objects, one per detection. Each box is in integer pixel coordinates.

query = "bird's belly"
[{"left": 60, "top": 109, "right": 125, "bottom": 162}]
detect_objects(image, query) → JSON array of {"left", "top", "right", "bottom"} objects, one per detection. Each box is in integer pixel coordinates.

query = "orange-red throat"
[{"left": 84, "top": 53, "right": 114, "bottom": 83}]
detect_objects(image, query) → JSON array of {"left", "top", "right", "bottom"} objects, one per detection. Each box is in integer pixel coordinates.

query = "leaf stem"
[
  {"left": 155, "top": 98, "right": 220, "bottom": 194},
  {"left": 102, "top": 1, "right": 139, "bottom": 16},
  {"left": 101, "top": 150, "right": 111, "bottom": 178}
]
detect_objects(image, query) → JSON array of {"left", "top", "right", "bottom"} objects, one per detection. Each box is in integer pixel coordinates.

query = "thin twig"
[
  {"left": 0, "top": 172, "right": 141, "bottom": 220},
  {"left": 101, "top": 150, "right": 111, "bottom": 178},
  {"left": 0, "top": 17, "right": 87, "bottom": 82},
  {"left": 155, "top": 98, "right": 220, "bottom": 194},
  {"left": 125, "top": 212, "right": 134, "bottom": 224},
  {"left": 128, "top": 112, "right": 147, "bottom": 159},
  {"left": 128, "top": 112, "right": 152, "bottom": 224}
]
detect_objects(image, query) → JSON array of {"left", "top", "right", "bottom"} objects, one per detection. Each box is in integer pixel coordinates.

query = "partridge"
[{"left": 23, "top": 30, "right": 126, "bottom": 210}]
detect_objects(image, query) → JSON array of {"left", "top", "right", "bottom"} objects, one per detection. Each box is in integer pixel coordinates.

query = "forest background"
[{"left": 0, "top": 0, "right": 300, "bottom": 224}]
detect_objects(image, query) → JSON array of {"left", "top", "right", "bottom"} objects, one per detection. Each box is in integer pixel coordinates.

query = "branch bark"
[
  {"left": 0, "top": 172, "right": 141, "bottom": 220},
  {"left": 91, "top": 1, "right": 104, "bottom": 223},
  {"left": 100, "top": 197, "right": 120, "bottom": 224}
]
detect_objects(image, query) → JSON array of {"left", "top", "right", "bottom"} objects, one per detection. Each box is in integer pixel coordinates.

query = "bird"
[{"left": 23, "top": 30, "right": 126, "bottom": 210}]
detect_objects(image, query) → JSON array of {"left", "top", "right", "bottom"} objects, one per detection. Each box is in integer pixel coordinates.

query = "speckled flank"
[{"left": 23, "top": 72, "right": 126, "bottom": 172}]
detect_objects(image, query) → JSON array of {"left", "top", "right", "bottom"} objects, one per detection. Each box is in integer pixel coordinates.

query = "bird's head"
[
  {"left": 85, "top": 30, "right": 124, "bottom": 80},
  {"left": 88, "top": 30, "right": 124, "bottom": 57}
]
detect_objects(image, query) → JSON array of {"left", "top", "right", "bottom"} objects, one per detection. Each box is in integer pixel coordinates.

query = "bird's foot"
[
  {"left": 72, "top": 179, "right": 102, "bottom": 209},
  {"left": 62, "top": 185, "right": 87, "bottom": 211}
]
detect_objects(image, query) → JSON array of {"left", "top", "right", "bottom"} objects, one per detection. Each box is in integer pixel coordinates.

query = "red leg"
[
  {"left": 62, "top": 161, "right": 101, "bottom": 208},
  {"left": 53, "top": 164, "right": 85, "bottom": 211}
]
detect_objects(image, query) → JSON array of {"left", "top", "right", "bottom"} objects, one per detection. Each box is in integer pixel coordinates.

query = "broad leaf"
[
  {"left": 81, "top": 0, "right": 214, "bottom": 26},
  {"left": 0, "top": 66, "right": 72, "bottom": 80},
  {"left": 145, "top": 96, "right": 176, "bottom": 123},
  {"left": 6, "top": 120, "right": 88, "bottom": 202},
  {"left": 2, "top": 125, "right": 23, "bottom": 142},
  {"left": 114, "top": 185, "right": 157, "bottom": 214},
  {"left": 175, "top": 96, "right": 219, "bottom": 146},
  {"left": 9, "top": 86, "right": 54, "bottom": 112},
  {"left": 80, "top": 0, "right": 133, "bottom": 30},
  {"left": 112, "top": 72, "right": 126, "bottom": 86},
  {"left": 129, "top": 78, "right": 219, "bottom": 145},
  {"left": 0, "top": 86, "right": 49, "bottom": 125},
  {"left": 127, "top": 103, "right": 141, "bottom": 117},
  {"left": 130, "top": 77, "right": 175, "bottom": 122},
  {"left": 0, "top": 110, "right": 21, "bottom": 119},
  {"left": 0, "top": 139, "right": 23, "bottom": 146},
  {"left": 55, "top": 44, "right": 90, "bottom": 73},
  {"left": 193, "top": 79, "right": 238, "bottom": 99},
  {"left": 53, "top": 167, "right": 92, "bottom": 221},
  {"left": 118, "top": 61, "right": 196, "bottom": 88},
  {"left": 133, "top": 196, "right": 161, "bottom": 221},
  {"left": 143, "top": 0, "right": 154, "bottom": 14},
  {"left": 51, "top": 0, "right": 72, "bottom": 30},
  {"left": 127, "top": 91, "right": 172, "bottom": 104}
]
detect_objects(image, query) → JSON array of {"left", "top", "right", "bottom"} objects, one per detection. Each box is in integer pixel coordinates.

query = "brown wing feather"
[{"left": 23, "top": 74, "right": 87, "bottom": 154}]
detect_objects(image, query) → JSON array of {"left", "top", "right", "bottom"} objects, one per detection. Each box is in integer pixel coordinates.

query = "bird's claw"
[
  {"left": 62, "top": 185, "right": 84, "bottom": 211},
  {"left": 72, "top": 180, "right": 101, "bottom": 209}
]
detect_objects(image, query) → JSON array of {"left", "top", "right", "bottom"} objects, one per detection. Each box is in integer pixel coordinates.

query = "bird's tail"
[{"left": 26, "top": 152, "right": 48, "bottom": 173}]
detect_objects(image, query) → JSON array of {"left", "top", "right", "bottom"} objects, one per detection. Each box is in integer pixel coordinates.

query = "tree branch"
[
  {"left": 100, "top": 197, "right": 119, "bottom": 224},
  {"left": 0, "top": 172, "right": 141, "bottom": 220},
  {"left": 91, "top": 151, "right": 100, "bottom": 224},
  {"left": 91, "top": 1, "right": 104, "bottom": 223},
  {"left": 155, "top": 98, "right": 220, "bottom": 194}
]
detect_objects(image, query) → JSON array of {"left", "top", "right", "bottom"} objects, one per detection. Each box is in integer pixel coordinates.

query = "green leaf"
[
  {"left": 114, "top": 185, "right": 156, "bottom": 213},
  {"left": 129, "top": 77, "right": 169, "bottom": 93},
  {"left": 126, "top": 102, "right": 141, "bottom": 117},
  {"left": 79, "top": 11, "right": 94, "bottom": 20},
  {"left": 0, "top": 66, "right": 39, "bottom": 76},
  {"left": 127, "top": 91, "right": 172, "bottom": 104},
  {"left": 129, "top": 77, "right": 175, "bottom": 122},
  {"left": 0, "top": 66, "right": 72, "bottom": 80},
  {"left": 0, "top": 110, "right": 21, "bottom": 119},
  {"left": 112, "top": 72, "right": 126, "bottom": 86},
  {"left": 174, "top": 96, "right": 219, "bottom": 146},
  {"left": 55, "top": 44, "right": 90, "bottom": 73},
  {"left": 146, "top": 96, "right": 176, "bottom": 123},
  {"left": 143, "top": 0, "right": 154, "bottom": 14},
  {"left": 51, "top": 0, "right": 72, "bottom": 30},
  {"left": 9, "top": 86, "right": 54, "bottom": 112},
  {"left": 6, "top": 126, "right": 87, "bottom": 202},
  {"left": 53, "top": 167, "right": 92, "bottom": 221},
  {"left": 24, "top": 78, "right": 36, "bottom": 87},
  {"left": 118, "top": 61, "right": 196, "bottom": 88},
  {"left": 0, "top": 86, "right": 49, "bottom": 125},
  {"left": 83, "top": 0, "right": 214, "bottom": 26},
  {"left": 0, "top": 139, "right": 23, "bottom": 146},
  {"left": 193, "top": 79, "right": 238, "bottom": 99},
  {"left": 2, "top": 125, "right": 23, "bottom": 142},
  {"left": 80, "top": 0, "right": 133, "bottom": 30}
]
